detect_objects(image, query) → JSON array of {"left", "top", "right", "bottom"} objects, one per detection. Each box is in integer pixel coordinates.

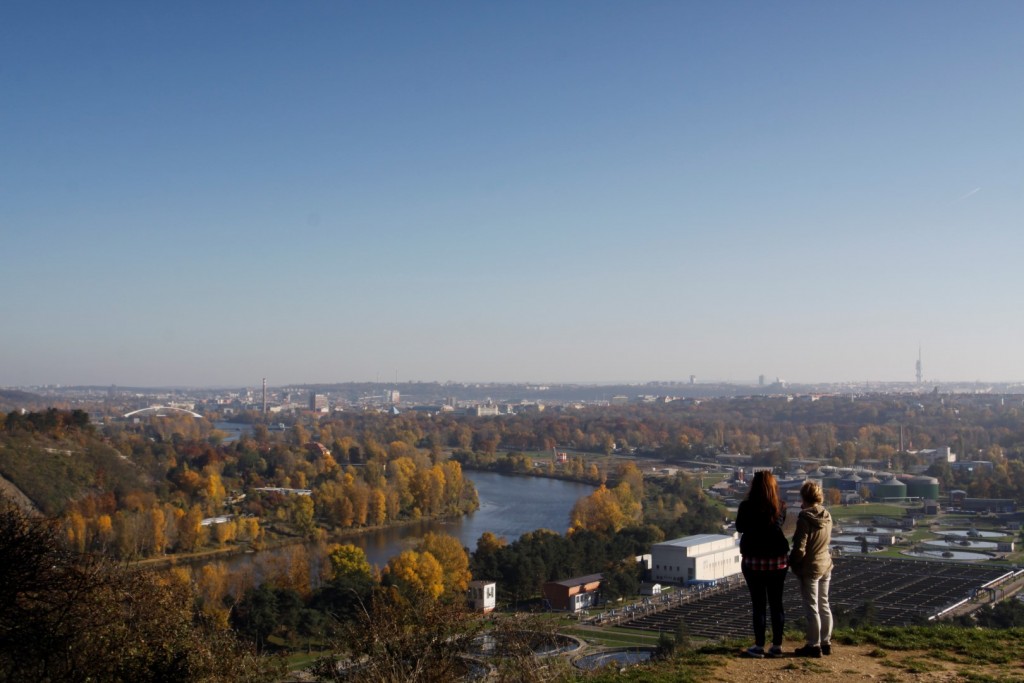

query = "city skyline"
[{"left": 3, "top": 2, "right": 1024, "bottom": 387}]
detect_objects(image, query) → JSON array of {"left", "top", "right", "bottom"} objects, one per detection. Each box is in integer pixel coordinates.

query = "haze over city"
[{"left": 3, "top": 2, "right": 1023, "bottom": 388}]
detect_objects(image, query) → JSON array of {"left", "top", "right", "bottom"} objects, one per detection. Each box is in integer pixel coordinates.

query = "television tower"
[
  {"left": 262, "top": 377, "right": 267, "bottom": 414},
  {"left": 915, "top": 347, "right": 922, "bottom": 384}
]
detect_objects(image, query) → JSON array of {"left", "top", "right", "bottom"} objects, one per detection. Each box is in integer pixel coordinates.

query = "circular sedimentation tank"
[
  {"left": 942, "top": 528, "right": 1006, "bottom": 539},
  {"left": 469, "top": 632, "right": 582, "bottom": 658},
  {"left": 840, "top": 525, "right": 901, "bottom": 535},
  {"left": 840, "top": 472, "right": 863, "bottom": 492},
  {"left": 922, "top": 539, "right": 998, "bottom": 550},
  {"left": 574, "top": 648, "right": 655, "bottom": 671},
  {"left": 904, "top": 549, "right": 993, "bottom": 561}
]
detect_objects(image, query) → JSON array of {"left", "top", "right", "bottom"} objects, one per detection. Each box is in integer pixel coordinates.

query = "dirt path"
[{"left": 705, "top": 639, "right": 1015, "bottom": 682}]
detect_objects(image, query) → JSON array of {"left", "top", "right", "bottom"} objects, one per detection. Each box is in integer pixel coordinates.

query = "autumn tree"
[
  {"left": 325, "top": 544, "right": 374, "bottom": 584},
  {"left": 417, "top": 532, "right": 471, "bottom": 598},
  {"left": 383, "top": 550, "right": 444, "bottom": 602},
  {"left": 310, "top": 591, "right": 475, "bottom": 683},
  {"left": 177, "top": 504, "right": 205, "bottom": 552},
  {"left": 569, "top": 484, "right": 626, "bottom": 534},
  {"left": 0, "top": 498, "right": 281, "bottom": 682},
  {"left": 291, "top": 495, "right": 317, "bottom": 539}
]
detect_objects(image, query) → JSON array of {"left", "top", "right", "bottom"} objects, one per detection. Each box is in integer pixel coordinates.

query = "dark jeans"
[{"left": 742, "top": 566, "right": 787, "bottom": 647}]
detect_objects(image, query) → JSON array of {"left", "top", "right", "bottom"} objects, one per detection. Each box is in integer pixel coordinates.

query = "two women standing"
[{"left": 736, "top": 472, "right": 833, "bottom": 658}]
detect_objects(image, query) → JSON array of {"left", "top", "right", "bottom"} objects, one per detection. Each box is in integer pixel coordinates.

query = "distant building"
[
  {"left": 960, "top": 498, "right": 1018, "bottom": 513},
  {"left": 253, "top": 487, "right": 312, "bottom": 496},
  {"left": 651, "top": 534, "right": 741, "bottom": 585},
  {"left": 473, "top": 404, "right": 501, "bottom": 417},
  {"left": 309, "top": 393, "right": 329, "bottom": 413},
  {"left": 542, "top": 573, "right": 602, "bottom": 612},
  {"left": 307, "top": 442, "right": 331, "bottom": 458},
  {"left": 911, "top": 447, "right": 956, "bottom": 465},
  {"left": 468, "top": 581, "right": 496, "bottom": 613},
  {"left": 951, "top": 460, "right": 994, "bottom": 474}
]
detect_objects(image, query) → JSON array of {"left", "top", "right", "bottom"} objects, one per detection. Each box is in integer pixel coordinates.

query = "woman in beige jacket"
[{"left": 788, "top": 480, "right": 833, "bottom": 658}]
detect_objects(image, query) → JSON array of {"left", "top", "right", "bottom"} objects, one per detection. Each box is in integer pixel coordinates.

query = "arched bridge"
[{"left": 123, "top": 406, "right": 202, "bottom": 418}]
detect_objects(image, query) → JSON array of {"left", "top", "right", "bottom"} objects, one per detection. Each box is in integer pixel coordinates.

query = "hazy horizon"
[
  {"left": 4, "top": 2, "right": 1023, "bottom": 388},
  {"left": 9, "top": 374, "right": 1024, "bottom": 392}
]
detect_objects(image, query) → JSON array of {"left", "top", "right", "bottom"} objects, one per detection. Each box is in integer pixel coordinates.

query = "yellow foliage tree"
[
  {"left": 238, "top": 517, "right": 261, "bottom": 543},
  {"left": 612, "top": 481, "right": 643, "bottom": 526},
  {"left": 417, "top": 533, "right": 471, "bottom": 597},
  {"left": 569, "top": 484, "right": 626, "bottom": 534},
  {"left": 326, "top": 543, "right": 374, "bottom": 583},
  {"left": 213, "top": 520, "right": 236, "bottom": 546},
  {"left": 94, "top": 514, "right": 114, "bottom": 551},
  {"left": 65, "top": 511, "right": 86, "bottom": 553},
  {"left": 384, "top": 550, "right": 444, "bottom": 602},
  {"left": 291, "top": 495, "right": 317, "bottom": 538},
  {"left": 369, "top": 489, "right": 387, "bottom": 526},
  {"left": 202, "top": 467, "right": 226, "bottom": 514},
  {"left": 149, "top": 505, "right": 167, "bottom": 555},
  {"left": 178, "top": 504, "right": 204, "bottom": 552}
]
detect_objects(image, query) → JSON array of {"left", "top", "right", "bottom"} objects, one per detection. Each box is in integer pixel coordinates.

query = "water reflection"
[{"left": 349, "top": 472, "right": 595, "bottom": 568}]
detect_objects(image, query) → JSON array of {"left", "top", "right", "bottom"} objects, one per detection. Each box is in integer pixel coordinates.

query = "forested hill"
[
  {"left": 0, "top": 389, "right": 44, "bottom": 413},
  {"left": 0, "top": 409, "right": 145, "bottom": 515}
]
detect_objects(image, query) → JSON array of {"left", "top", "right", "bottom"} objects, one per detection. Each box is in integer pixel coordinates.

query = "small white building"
[
  {"left": 651, "top": 534, "right": 741, "bottom": 585},
  {"left": 468, "top": 580, "right": 496, "bottom": 613}
]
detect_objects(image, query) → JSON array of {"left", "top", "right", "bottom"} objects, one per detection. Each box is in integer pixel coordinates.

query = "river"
[
  {"left": 349, "top": 471, "right": 595, "bottom": 568},
  {"left": 220, "top": 471, "right": 594, "bottom": 576}
]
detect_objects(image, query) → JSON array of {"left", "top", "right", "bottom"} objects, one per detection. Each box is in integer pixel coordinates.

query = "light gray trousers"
[{"left": 799, "top": 570, "right": 832, "bottom": 646}]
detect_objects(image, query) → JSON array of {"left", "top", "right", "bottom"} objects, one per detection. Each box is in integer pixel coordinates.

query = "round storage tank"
[
  {"left": 906, "top": 475, "right": 940, "bottom": 500},
  {"left": 840, "top": 473, "right": 862, "bottom": 492},
  {"left": 874, "top": 476, "right": 907, "bottom": 501}
]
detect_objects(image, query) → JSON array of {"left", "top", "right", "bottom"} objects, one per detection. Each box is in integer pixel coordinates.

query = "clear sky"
[{"left": 3, "top": 1, "right": 1023, "bottom": 387}]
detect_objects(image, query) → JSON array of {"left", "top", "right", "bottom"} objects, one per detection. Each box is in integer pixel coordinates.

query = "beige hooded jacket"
[{"left": 788, "top": 503, "right": 833, "bottom": 580}]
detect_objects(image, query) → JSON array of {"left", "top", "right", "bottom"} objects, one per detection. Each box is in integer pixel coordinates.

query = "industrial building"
[
  {"left": 650, "top": 534, "right": 741, "bottom": 585},
  {"left": 542, "top": 573, "right": 603, "bottom": 612}
]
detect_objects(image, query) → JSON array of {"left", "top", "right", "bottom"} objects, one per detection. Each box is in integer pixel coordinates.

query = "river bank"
[{"left": 136, "top": 471, "right": 595, "bottom": 573}]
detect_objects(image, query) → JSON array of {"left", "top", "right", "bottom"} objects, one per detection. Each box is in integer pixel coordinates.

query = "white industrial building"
[{"left": 650, "top": 534, "right": 741, "bottom": 585}]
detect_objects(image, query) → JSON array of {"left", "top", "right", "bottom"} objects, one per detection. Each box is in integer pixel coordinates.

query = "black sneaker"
[
  {"left": 766, "top": 645, "right": 784, "bottom": 658},
  {"left": 794, "top": 644, "right": 822, "bottom": 658},
  {"left": 821, "top": 642, "right": 832, "bottom": 656}
]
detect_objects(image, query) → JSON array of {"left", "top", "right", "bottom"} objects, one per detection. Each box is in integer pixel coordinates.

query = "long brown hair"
[{"left": 745, "top": 470, "right": 783, "bottom": 523}]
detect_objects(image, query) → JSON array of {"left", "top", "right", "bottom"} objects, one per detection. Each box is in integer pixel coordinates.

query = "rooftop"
[{"left": 653, "top": 534, "right": 735, "bottom": 548}]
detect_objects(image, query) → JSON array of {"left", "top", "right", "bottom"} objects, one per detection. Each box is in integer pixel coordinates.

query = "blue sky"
[{"left": 2, "top": 1, "right": 1023, "bottom": 387}]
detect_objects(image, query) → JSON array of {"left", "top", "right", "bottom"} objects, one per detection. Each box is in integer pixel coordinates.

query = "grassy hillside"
[{"left": 0, "top": 433, "right": 147, "bottom": 515}]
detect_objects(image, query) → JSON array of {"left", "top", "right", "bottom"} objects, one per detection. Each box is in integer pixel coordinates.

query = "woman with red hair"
[{"left": 735, "top": 470, "right": 789, "bottom": 658}]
